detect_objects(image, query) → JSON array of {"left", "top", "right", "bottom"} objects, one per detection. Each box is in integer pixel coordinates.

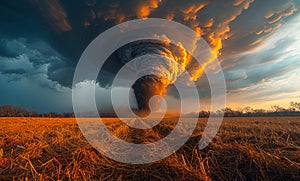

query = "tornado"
[
  {"left": 131, "top": 75, "right": 168, "bottom": 115},
  {"left": 117, "top": 40, "right": 188, "bottom": 115}
]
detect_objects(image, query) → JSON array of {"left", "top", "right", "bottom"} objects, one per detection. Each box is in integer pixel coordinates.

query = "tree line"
[
  {"left": 0, "top": 105, "right": 74, "bottom": 117},
  {"left": 186, "top": 101, "right": 300, "bottom": 117},
  {"left": 0, "top": 101, "right": 300, "bottom": 117}
]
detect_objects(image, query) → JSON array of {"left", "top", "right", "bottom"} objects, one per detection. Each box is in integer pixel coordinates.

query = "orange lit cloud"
[
  {"left": 215, "top": 0, "right": 253, "bottom": 39},
  {"left": 135, "top": 0, "right": 163, "bottom": 18},
  {"left": 264, "top": 11, "right": 274, "bottom": 19},
  {"left": 202, "top": 18, "right": 214, "bottom": 28},
  {"left": 31, "top": 0, "right": 72, "bottom": 32},
  {"left": 180, "top": 3, "right": 207, "bottom": 21},
  {"left": 93, "top": 0, "right": 163, "bottom": 23},
  {"left": 249, "top": 37, "right": 263, "bottom": 46},
  {"left": 165, "top": 12, "right": 175, "bottom": 20},
  {"left": 233, "top": 0, "right": 245, "bottom": 7},
  {"left": 189, "top": 0, "right": 254, "bottom": 81},
  {"left": 103, "top": 9, "right": 126, "bottom": 24}
]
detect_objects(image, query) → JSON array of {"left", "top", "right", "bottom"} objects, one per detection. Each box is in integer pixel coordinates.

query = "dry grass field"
[{"left": 0, "top": 117, "right": 299, "bottom": 180}]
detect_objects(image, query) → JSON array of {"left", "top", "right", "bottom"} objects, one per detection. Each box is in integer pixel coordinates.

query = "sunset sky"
[{"left": 1, "top": 0, "right": 300, "bottom": 113}]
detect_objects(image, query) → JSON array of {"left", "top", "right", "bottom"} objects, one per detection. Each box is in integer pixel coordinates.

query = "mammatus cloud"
[
  {"left": 252, "top": 2, "right": 297, "bottom": 42},
  {"left": 223, "top": 12, "right": 300, "bottom": 105},
  {"left": 266, "top": 3, "right": 297, "bottom": 24},
  {"left": 180, "top": 2, "right": 207, "bottom": 21}
]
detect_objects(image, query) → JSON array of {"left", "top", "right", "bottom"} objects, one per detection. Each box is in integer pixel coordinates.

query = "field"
[{"left": 0, "top": 117, "right": 299, "bottom": 180}]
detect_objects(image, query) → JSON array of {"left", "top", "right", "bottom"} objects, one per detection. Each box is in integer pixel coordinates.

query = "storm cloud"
[{"left": 1, "top": 0, "right": 300, "bottom": 111}]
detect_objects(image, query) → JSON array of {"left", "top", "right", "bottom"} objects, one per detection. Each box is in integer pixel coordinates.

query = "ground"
[{"left": 0, "top": 117, "right": 299, "bottom": 180}]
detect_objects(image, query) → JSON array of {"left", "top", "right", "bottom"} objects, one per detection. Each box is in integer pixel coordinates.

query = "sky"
[{"left": 0, "top": 0, "right": 300, "bottom": 113}]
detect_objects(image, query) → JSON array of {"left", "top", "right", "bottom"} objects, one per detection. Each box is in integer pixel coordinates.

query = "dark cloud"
[
  {"left": 222, "top": 13, "right": 300, "bottom": 92},
  {"left": 2, "top": 69, "right": 26, "bottom": 75},
  {"left": 30, "top": 0, "right": 72, "bottom": 32},
  {"left": 220, "top": 0, "right": 298, "bottom": 57},
  {"left": 0, "top": 38, "right": 69, "bottom": 91},
  {"left": 1, "top": 0, "right": 300, "bottom": 111}
]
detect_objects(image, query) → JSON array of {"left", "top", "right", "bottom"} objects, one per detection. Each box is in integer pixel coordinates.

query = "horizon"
[{"left": 1, "top": 101, "right": 300, "bottom": 116}]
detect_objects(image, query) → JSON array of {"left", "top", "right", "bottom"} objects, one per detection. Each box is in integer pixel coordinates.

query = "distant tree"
[
  {"left": 14, "top": 106, "right": 25, "bottom": 116},
  {"left": 216, "top": 109, "right": 223, "bottom": 117},
  {"left": 0, "top": 105, "right": 30, "bottom": 117},
  {"left": 243, "top": 106, "right": 253, "bottom": 116},
  {"left": 28, "top": 111, "right": 38, "bottom": 117},
  {"left": 235, "top": 107, "right": 244, "bottom": 117},
  {"left": 290, "top": 101, "right": 300, "bottom": 111},
  {"left": 288, "top": 107, "right": 296, "bottom": 112},
  {"left": 198, "top": 110, "right": 210, "bottom": 117},
  {"left": 271, "top": 105, "right": 281, "bottom": 112},
  {"left": 222, "top": 107, "right": 235, "bottom": 117},
  {"left": 253, "top": 109, "right": 266, "bottom": 116}
]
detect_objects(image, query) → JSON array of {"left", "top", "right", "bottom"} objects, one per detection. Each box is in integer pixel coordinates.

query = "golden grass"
[{"left": 0, "top": 117, "right": 299, "bottom": 180}]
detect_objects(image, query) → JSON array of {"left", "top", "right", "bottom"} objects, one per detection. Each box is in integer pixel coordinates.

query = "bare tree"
[
  {"left": 243, "top": 106, "right": 253, "bottom": 115},
  {"left": 290, "top": 101, "right": 300, "bottom": 111},
  {"left": 271, "top": 105, "right": 281, "bottom": 112}
]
